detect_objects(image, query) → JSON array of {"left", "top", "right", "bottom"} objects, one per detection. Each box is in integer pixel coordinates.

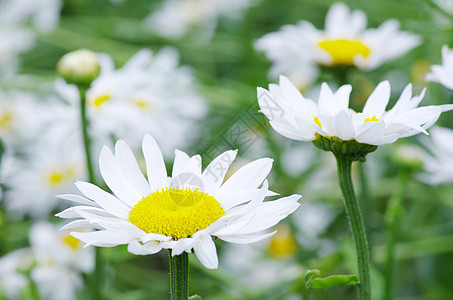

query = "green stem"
[
  {"left": 77, "top": 86, "right": 100, "bottom": 300},
  {"left": 169, "top": 251, "right": 189, "bottom": 300},
  {"left": 358, "top": 162, "right": 371, "bottom": 234},
  {"left": 334, "top": 153, "right": 371, "bottom": 300},
  {"left": 384, "top": 170, "right": 409, "bottom": 300},
  {"left": 78, "top": 86, "right": 95, "bottom": 183}
]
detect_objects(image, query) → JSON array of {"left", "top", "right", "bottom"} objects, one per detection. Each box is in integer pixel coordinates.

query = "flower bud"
[
  {"left": 57, "top": 49, "right": 100, "bottom": 87},
  {"left": 391, "top": 144, "right": 424, "bottom": 171}
]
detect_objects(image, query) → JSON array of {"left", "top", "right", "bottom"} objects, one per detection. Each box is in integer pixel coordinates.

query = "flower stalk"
[
  {"left": 77, "top": 86, "right": 101, "bottom": 300},
  {"left": 334, "top": 153, "right": 371, "bottom": 300},
  {"left": 169, "top": 251, "right": 189, "bottom": 300}
]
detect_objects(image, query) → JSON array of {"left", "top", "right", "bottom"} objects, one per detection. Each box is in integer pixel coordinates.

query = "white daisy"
[
  {"left": 418, "top": 126, "right": 453, "bottom": 185},
  {"left": 29, "top": 222, "right": 94, "bottom": 300},
  {"left": 0, "top": 26, "right": 35, "bottom": 77},
  {"left": 0, "top": 249, "right": 33, "bottom": 299},
  {"left": 0, "top": 0, "right": 62, "bottom": 32},
  {"left": 57, "top": 134, "right": 301, "bottom": 269},
  {"left": 255, "top": 2, "right": 421, "bottom": 88},
  {"left": 0, "top": 89, "right": 47, "bottom": 149},
  {"left": 258, "top": 75, "right": 453, "bottom": 146},
  {"left": 144, "top": 0, "right": 256, "bottom": 40},
  {"left": 426, "top": 45, "right": 453, "bottom": 90},
  {"left": 50, "top": 48, "right": 207, "bottom": 157},
  {"left": 3, "top": 140, "right": 84, "bottom": 218}
]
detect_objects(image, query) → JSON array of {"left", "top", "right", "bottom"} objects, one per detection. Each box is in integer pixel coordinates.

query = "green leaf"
[{"left": 304, "top": 269, "right": 358, "bottom": 289}]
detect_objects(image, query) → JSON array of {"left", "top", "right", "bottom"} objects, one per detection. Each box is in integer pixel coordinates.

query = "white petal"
[
  {"left": 75, "top": 181, "right": 131, "bottom": 219},
  {"left": 218, "top": 231, "right": 276, "bottom": 244},
  {"left": 202, "top": 150, "right": 237, "bottom": 195},
  {"left": 363, "top": 81, "right": 391, "bottom": 116},
  {"left": 58, "top": 194, "right": 99, "bottom": 207},
  {"left": 193, "top": 234, "right": 218, "bottom": 269},
  {"left": 127, "top": 240, "right": 163, "bottom": 255},
  {"left": 99, "top": 146, "right": 141, "bottom": 206},
  {"left": 72, "top": 230, "right": 134, "bottom": 247},
  {"left": 215, "top": 158, "right": 272, "bottom": 208},
  {"left": 335, "top": 110, "right": 355, "bottom": 140},
  {"left": 172, "top": 150, "right": 190, "bottom": 177},
  {"left": 142, "top": 134, "right": 168, "bottom": 190},
  {"left": 115, "top": 140, "right": 152, "bottom": 196}
]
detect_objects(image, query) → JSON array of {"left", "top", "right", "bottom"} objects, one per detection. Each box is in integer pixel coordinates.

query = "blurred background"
[{"left": 1, "top": 0, "right": 453, "bottom": 299}]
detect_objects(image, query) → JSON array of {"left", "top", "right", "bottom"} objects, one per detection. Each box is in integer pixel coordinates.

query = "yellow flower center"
[
  {"left": 318, "top": 39, "right": 371, "bottom": 65},
  {"left": 0, "top": 112, "right": 12, "bottom": 127},
  {"left": 62, "top": 233, "right": 81, "bottom": 250},
  {"left": 92, "top": 94, "right": 111, "bottom": 107},
  {"left": 314, "top": 116, "right": 322, "bottom": 129},
  {"left": 47, "top": 167, "right": 74, "bottom": 187},
  {"left": 364, "top": 115, "right": 379, "bottom": 122},
  {"left": 267, "top": 225, "right": 297, "bottom": 259},
  {"left": 132, "top": 98, "right": 153, "bottom": 110},
  {"left": 129, "top": 187, "right": 225, "bottom": 239}
]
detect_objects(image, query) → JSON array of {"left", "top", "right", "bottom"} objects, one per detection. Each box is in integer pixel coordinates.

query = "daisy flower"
[
  {"left": 144, "top": 0, "right": 256, "bottom": 40},
  {"left": 2, "top": 140, "right": 84, "bottom": 218},
  {"left": 258, "top": 75, "right": 453, "bottom": 147},
  {"left": 0, "top": 249, "right": 33, "bottom": 299},
  {"left": 426, "top": 45, "right": 453, "bottom": 90},
  {"left": 29, "top": 222, "right": 94, "bottom": 300},
  {"left": 255, "top": 2, "right": 421, "bottom": 88},
  {"left": 0, "top": 0, "right": 62, "bottom": 32},
  {"left": 418, "top": 126, "right": 453, "bottom": 185},
  {"left": 57, "top": 134, "right": 301, "bottom": 269},
  {"left": 50, "top": 48, "right": 207, "bottom": 157}
]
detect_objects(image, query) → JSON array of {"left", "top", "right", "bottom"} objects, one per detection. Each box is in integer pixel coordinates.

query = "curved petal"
[{"left": 142, "top": 134, "right": 168, "bottom": 190}]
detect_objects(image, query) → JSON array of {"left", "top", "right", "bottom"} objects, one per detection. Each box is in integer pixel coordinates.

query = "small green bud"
[
  {"left": 312, "top": 133, "right": 377, "bottom": 161},
  {"left": 57, "top": 49, "right": 100, "bottom": 87}
]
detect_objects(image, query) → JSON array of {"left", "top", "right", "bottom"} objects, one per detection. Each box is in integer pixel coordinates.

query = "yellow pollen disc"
[
  {"left": 314, "top": 116, "right": 322, "bottom": 129},
  {"left": 0, "top": 112, "right": 12, "bottom": 127},
  {"left": 267, "top": 225, "right": 297, "bottom": 259},
  {"left": 47, "top": 167, "right": 74, "bottom": 187},
  {"left": 364, "top": 115, "right": 379, "bottom": 122},
  {"left": 318, "top": 39, "right": 371, "bottom": 65},
  {"left": 129, "top": 187, "right": 225, "bottom": 239},
  {"left": 62, "top": 233, "right": 81, "bottom": 250},
  {"left": 93, "top": 94, "right": 111, "bottom": 107},
  {"left": 133, "top": 99, "right": 152, "bottom": 110}
]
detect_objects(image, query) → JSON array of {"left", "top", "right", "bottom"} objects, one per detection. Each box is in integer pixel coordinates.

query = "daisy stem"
[
  {"left": 78, "top": 86, "right": 95, "bottom": 183},
  {"left": 77, "top": 85, "right": 101, "bottom": 300},
  {"left": 384, "top": 169, "right": 409, "bottom": 300},
  {"left": 334, "top": 153, "right": 371, "bottom": 300},
  {"left": 169, "top": 251, "right": 189, "bottom": 300}
]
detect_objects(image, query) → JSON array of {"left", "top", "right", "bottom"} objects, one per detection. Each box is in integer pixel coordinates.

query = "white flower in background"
[
  {"left": 0, "top": 249, "right": 33, "bottom": 299},
  {"left": 0, "top": 27, "right": 35, "bottom": 76},
  {"left": 418, "top": 126, "right": 453, "bottom": 185},
  {"left": 0, "top": 0, "right": 62, "bottom": 32},
  {"left": 258, "top": 75, "right": 453, "bottom": 146},
  {"left": 255, "top": 2, "right": 421, "bottom": 88},
  {"left": 58, "top": 135, "right": 301, "bottom": 269},
  {"left": 0, "top": 89, "right": 46, "bottom": 148},
  {"left": 426, "top": 45, "right": 453, "bottom": 90},
  {"left": 2, "top": 140, "right": 84, "bottom": 218},
  {"left": 50, "top": 48, "right": 207, "bottom": 157},
  {"left": 144, "top": 0, "right": 255, "bottom": 40},
  {"left": 29, "top": 222, "right": 94, "bottom": 300}
]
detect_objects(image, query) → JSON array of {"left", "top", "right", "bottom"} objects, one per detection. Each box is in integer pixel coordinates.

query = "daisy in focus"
[
  {"left": 255, "top": 2, "right": 421, "bottom": 88},
  {"left": 418, "top": 126, "right": 453, "bottom": 185},
  {"left": 258, "top": 75, "right": 453, "bottom": 148},
  {"left": 57, "top": 134, "right": 301, "bottom": 269},
  {"left": 426, "top": 45, "right": 453, "bottom": 90}
]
